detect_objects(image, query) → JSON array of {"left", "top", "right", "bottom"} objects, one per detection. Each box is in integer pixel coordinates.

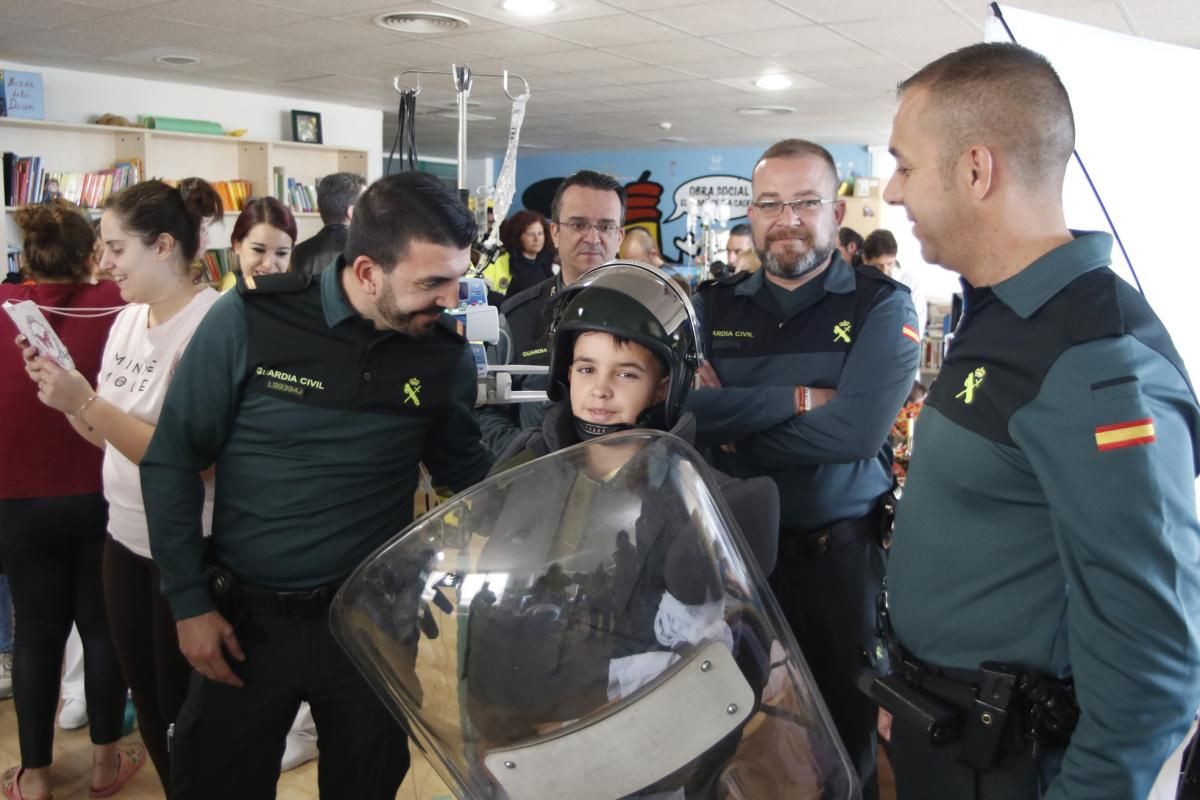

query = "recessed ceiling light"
[
  {"left": 737, "top": 105, "right": 796, "bottom": 116},
  {"left": 754, "top": 74, "right": 792, "bottom": 90},
  {"left": 502, "top": 0, "right": 557, "bottom": 16},
  {"left": 658, "top": 121, "right": 673, "bottom": 130},
  {"left": 155, "top": 54, "right": 202, "bottom": 66},
  {"left": 373, "top": 11, "right": 470, "bottom": 34}
]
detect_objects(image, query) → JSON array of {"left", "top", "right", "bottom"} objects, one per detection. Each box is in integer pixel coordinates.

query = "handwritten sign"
[
  {"left": 663, "top": 174, "right": 752, "bottom": 223},
  {"left": 2, "top": 71, "right": 45, "bottom": 120}
]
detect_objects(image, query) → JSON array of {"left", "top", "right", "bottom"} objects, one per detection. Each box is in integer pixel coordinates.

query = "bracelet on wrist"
[{"left": 73, "top": 394, "right": 99, "bottom": 431}]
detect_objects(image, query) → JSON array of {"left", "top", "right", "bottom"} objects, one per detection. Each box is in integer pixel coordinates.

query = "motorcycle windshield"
[{"left": 331, "top": 431, "right": 858, "bottom": 800}]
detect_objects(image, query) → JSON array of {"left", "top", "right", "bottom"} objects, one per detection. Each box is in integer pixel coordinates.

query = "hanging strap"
[{"left": 470, "top": 90, "right": 528, "bottom": 276}]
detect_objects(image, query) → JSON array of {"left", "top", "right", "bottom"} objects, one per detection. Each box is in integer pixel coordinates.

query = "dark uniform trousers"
[
  {"left": 768, "top": 514, "right": 885, "bottom": 800},
  {"left": 891, "top": 721, "right": 1062, "bottom": 800},
  {"left": 169, "top": 592, "right": 410, "bottom": 800}
]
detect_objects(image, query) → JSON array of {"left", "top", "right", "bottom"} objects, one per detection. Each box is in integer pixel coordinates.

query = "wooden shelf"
[{"left": 2, "top": 117, "right": 368, "bottom": 258}]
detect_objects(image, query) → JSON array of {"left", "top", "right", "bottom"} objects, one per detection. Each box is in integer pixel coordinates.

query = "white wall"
[{"left": 0, "top": 59, "right": 383, "bottom": 182}]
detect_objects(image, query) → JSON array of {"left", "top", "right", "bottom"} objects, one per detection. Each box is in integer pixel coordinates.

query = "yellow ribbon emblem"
[
  {"left": 404, "top": 377, "right": 422, "bottom": 406},
  {"left": 833, "top": 320, "right": 852, "bottom": 343},
  {"left": 956, "top": 367, "right": 986, "bottom": 404}
]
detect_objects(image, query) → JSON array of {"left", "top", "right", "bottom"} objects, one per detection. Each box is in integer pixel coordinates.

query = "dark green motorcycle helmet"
[{"left": 547, "top": 261, "right": 701, "bottom": 433}]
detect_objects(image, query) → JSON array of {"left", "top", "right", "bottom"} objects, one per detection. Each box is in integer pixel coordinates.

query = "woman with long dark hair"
[{"left": 21, "top": 178, "right": 224, "bottom": 794}]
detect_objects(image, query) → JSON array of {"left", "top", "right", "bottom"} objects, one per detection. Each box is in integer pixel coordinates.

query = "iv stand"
[{"left": 392, "top": 66, "right": 531, "bottom": 197}]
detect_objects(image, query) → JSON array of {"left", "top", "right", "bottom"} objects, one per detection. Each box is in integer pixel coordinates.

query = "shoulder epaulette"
[
  {"left": 236, "top": 272, "right": 314, "bottom": 296},
  {"left": 697, "top": 270, "right": 754, "bottom": 292},
  {"left": 854, "top": 265, "right": 911, "bottom": 294}
]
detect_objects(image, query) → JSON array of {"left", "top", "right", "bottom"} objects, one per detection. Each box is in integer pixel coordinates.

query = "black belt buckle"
[
  {"left": 959, "top": 661, "right": 1019, "bottom": 770},
  {"left": 273, "top": 586, "right": 329, "bottom": 618},
  {"left": 810, "top": 530, "right": 832, "bottom": 556}
]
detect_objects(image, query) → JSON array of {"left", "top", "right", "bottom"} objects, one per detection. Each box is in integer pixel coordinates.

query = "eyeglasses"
[
  {"left": 555, "top": 219, "right": 623, "bottom": 236},
  {"left": 750, "top": 198, "right": 838, "bottom": 217}
]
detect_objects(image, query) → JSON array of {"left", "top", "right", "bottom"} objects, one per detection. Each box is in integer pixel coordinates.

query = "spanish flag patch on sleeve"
[
  {"left": 1094, "top": 418, "right": 1156, "bottom": 452},
  {"left": 901, "top": 324, "right": 920, "bottom": 344}
]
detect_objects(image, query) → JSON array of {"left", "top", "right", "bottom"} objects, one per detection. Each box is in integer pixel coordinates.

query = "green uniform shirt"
[
  {"left": 141, "top": 263, "right": 493, "bottom": 619},
  {"left": 890, "top": 232, "right": 1200, "bottom": 799}
]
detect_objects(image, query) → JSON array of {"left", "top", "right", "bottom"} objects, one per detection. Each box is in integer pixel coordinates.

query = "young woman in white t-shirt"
[{"left": 26, "top": 178, "right": 223, "bottom": 795}]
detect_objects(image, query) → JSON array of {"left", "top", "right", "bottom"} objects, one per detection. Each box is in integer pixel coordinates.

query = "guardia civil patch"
[
  {"left": 901, "top": 324, "right": 920, "bottom": 344},
  {"left": 1094, "top": 417, "right": 1155, "bottom": 452}
]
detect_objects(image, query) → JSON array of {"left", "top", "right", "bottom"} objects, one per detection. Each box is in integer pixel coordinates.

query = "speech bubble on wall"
[{"left": 663, "top": 174, "right": 753, "bottom": 223}]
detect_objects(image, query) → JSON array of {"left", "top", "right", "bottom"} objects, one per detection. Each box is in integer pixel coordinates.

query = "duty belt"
[
  {"left": 779, "top": 502, "right": 885, "bottom": 560},
  {"left": 871, "top": 588, "right": 1079, "bottom": 770},
  {"left": 238, "top": 581, "right": 340, "bottom": 619}
]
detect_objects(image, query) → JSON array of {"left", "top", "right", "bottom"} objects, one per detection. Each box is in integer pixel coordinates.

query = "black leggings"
[
  {"left": 0, "top": 494, "right": 127, "bottom": 768},
  {"left": 102, "top": 535, "right": 193, "bottom": 794}
]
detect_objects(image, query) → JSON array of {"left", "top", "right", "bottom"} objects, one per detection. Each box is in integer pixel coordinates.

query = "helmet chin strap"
[
  {"left": 572, "top": 403, "right": 670, "bottom": 442},
  {"left": 574, "top": 417, "right": 635, "bottom": 441}
]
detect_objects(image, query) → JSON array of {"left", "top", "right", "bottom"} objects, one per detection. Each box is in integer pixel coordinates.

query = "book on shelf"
[
  {"left": 284, "top": 177, "right": 318, "bottom": 213},
  {"left": 3, "top": 151, "right": 143, "bottom": 208},
  {"left": 196, "top": 248, "right": 234, "bottom": 284}
]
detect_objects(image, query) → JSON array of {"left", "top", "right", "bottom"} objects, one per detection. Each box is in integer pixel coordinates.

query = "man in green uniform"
[
  {"left": 140, "top": 172, "right": 493, "bottom": 799},
  {"left": 883, "top": 43, "right": 1200, "bottom": 799}
]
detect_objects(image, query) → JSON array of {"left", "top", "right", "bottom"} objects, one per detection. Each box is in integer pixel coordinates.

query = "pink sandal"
[
  {"left": 1, "top": 766, "right": 51, "bottom": 800},
  {"left": 88, "top": 744, "right": 145, "bottom": 798}
]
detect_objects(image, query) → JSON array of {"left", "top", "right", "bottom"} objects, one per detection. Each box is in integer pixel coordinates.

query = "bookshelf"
[{"left": 2, "top": 117, "right": 369, "bottom": 266}]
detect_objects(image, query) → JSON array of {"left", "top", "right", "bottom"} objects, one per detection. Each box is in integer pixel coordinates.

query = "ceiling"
[{"left": 1, "top": 0, "right": 1196, "bottom": 158}]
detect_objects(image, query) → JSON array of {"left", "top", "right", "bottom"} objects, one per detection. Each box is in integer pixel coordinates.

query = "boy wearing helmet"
[{"left": 493, "top": 260, "right": 779, "bottom": 576}]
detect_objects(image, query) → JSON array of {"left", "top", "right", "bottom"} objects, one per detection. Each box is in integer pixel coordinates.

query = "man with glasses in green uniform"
[
  {"left": 686, "top": 138, "right": 921, "bottom": 799},
  {"left": 479, "top": 170, "right": 626, "bottom": 457}
]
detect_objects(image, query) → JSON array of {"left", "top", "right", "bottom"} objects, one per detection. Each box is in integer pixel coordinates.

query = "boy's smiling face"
[{"left": 568, "top": 331, "right": 667, "bottom": 428}]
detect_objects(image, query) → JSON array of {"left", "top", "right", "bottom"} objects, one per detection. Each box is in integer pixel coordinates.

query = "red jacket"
[{"left": 0, "top": 281, "right": 124, "bottom": 499}]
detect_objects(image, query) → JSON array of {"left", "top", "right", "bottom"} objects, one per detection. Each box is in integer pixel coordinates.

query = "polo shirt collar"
[
  {"left": 991, "top": 231, "right": 1113, "bottom": 319},
  {"left": 738, "top": 252, "right": 856, "bottom": 297},
  {"left": 321, "top": 256, "right": 360, "bottom": 329}
]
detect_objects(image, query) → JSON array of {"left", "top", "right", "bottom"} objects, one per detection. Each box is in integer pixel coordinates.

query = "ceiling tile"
[
  {"left": 548, "top": 84, "right": 659, "bottom": 102},
  {"left": 432, "top": 29, "right": 579, "bottom": 58},
  {"left": 669, "top": 57, "right": 789, "bottom": 79},
  {"left": 707, "top": 25, "right": 856, "bottom": 57},
  {"left": 640, "top": 0, "right": 810, "bottom": 36},
  {"left": 0, "top": 18, "right": 47, "bottom": 39},
  {"left": 63, "top": 13, "right": 225, "bottom": 47},
  {"left": 769, "top": 46, "right": 899, "bottom": 72},
  {"left": 0, "top": 0, "right": 111, "bottom": 26},
  {"left": 528, "top": 13, "right": 689, "bottom": 48},
  {"left": 830, "top": 14, "right": 981, "bottom": 50},
  {"left": 587, "top": 64, "right": 693, "bottom": 85},
  {"left": 364, "top": 38, "right": 477, "bottom": 66},
  {"left": 429, "top": 0, "right": 622, "bottom": 25},
  {"left": 202, "top": 60, "right": 331, "bottom": 83},
  {"left": 601, "top": 0, "right": 710, "bottom": 8},
  {"left": 55, "top": 0, "right": 164, "bottom": 8},
  {"left": 199, "top": 30, "right": 314, "bottom": 62},
  {"left": 601, "top": 37, "right": 745, "bottom": 66},
  {"left": 773, "top": 0, "right": 947, "bottom": 24},
  {"left": 137, "top": 0, "right": 315, "bottom": 29},
  {"left": 4, "top": 27, "right": 145, "bottom": 58},
  {"left": 260, "top": 18, "right": 403, "bottom": 49},
  {"left": 253, "top": 0, "right": 417, "bottom": 15},
  {"left": 516, "top": 49, "right": 641, "bottom": 72}
]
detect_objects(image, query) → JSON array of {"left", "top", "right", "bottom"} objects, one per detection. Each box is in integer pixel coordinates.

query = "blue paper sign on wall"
[{"left": 2, "top": 71, "right": 45, "bottom": 120}]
